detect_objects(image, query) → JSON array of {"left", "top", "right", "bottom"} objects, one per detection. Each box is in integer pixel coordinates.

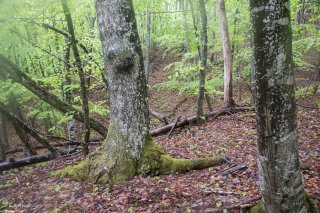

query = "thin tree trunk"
[
  {"left": 0, "top": 114, "right": 9, "bottom": 151},
  {"left": 218, "top": 0, "right": 235, "bottom": 107},
  {"left": 61, "top": 0, "right": 90, "bottom": 156},
  {"left": 64, "top": 37, "right": 76, "bottom": 141},
  {"left": 145, "top": 6, "right": 151, "bottom": 82},
  {"left": 0, "top": 103, "right": 59, "bottom": 157},
  {"left": 182, "top": 0, "right": 190, "bottom": 52},
  {"left": 197, "top": 0, "right": 208, "bottom": 125},
  {"left": 0, "top": 114, "right": 9, "bottom": 161},
  {"left": 0, "top": 54, "right": 107, "bottom": 138},
  {"left": 250, "top": 1, "right": 317, "bottom": 212}
]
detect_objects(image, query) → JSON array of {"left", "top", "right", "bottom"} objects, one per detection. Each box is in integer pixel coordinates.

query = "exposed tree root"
[{"left": 53, "top": 137, "right": 226, "bottom": 184}]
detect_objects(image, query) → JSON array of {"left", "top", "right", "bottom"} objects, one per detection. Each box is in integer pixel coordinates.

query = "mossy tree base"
[
  {"left": 53, "top": 136, "right": 225, "bottom": 184},
  {"left": 248, "top": 194, "right": 319, "bottom": 213}
]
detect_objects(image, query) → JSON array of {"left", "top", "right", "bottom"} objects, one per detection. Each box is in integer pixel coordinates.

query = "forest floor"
[{"left": 0, "top": 53, "right": 319, "bottom": 212}]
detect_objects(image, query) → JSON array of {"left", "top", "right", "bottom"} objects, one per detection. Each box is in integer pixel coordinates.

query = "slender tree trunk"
[
  {"left": 145, "top": 6, "right": 151, "bottom": 82},
  {"left": 0, "top": 54, "right": 107, "bottom": 138},
  {"left": 61, "top": 0, "right": 90, "bottom": 156},
  {"left": 63, "top": 37, "right": 76, "bottom": 141},
  {"left": 0, "top": 114, "right": 9, "bottom": 161},
  {"left": 197, "top": 0, "right": 208, "bottom": 125},
  {"left": 182, "top": 0, "right": 190, "bottom": 53},
  {"left": 250, "top": 1, "right": 317, "bottom": 212},
  {"left": 218, "top": 0, "right": 235, "bottom": 107},
  {"left": 0, "top": 114, "right": 9, "bottom": 151}
]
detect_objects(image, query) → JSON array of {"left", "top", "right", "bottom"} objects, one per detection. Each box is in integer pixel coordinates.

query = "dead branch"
[
  {"left": 167, "top": 116, "right": 181, "bottom": 138},
  {"left": 151, "top": 106, "right": 254, "bottom": 136},
  {"left": 0, "top": 148, "right": 76, "bottom": 171},
  {"left": 220, "top": 164, "right": 247, "bottom": 176},
  {"left": 150, "top": 109, "right": 169, "bottom": 124}
]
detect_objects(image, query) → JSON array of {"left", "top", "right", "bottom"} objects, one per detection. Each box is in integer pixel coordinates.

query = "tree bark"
[
  {"left": 0, "top": 54, "right": 107, "bottom": 138},
  {"left": 61, "top": 0, "right": 90, "bottom": 156},
  {"left": 250, "top": 1, "right": 317, "bottom": 212},
  {"left": 218, "top": 0, "right": 235, "bottom": 107}
]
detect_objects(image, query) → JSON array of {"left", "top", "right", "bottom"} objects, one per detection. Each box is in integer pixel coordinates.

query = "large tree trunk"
[
  {"left": 61, "top": 0, "right": 90, "bottom": 155},
  {"left": 0, "top": 54, "right": 107, "bottom": 138},
  {"left": 250, "top": 1, "right": 317, "bottom": 212},
  {"left": 218, "top": 0, "right": 235, "bottom": 107},
  {"left": 54, "top": 0, "right": 225, "bottom": 184}
]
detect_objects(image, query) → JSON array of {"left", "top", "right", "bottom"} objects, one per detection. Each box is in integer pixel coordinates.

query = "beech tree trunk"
[
  {"left": 218, "top": 0, "right": 235, "bottom": 107},
  {"left": 250, "top": 1, "right": 317, "bottom": 212},
  {"left": 95, "top": 0, "right": 150, "bottom": 181},
  {"left": 0, "top": 54, "right": 107, "bottom": 138},
  {"left": 54, "top": 0, "right": 225, "bottom": 184}
]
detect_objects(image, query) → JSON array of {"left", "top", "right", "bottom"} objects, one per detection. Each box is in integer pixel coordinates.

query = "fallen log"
[
  {"left": 150, "top": 106, "right": 254, "bottom": 136},
  {"left": 0, "top": 148, "right": 76, "bottom": 172},
  {"left": 5, "top": 142, "right": 81, "bottom": 155}
]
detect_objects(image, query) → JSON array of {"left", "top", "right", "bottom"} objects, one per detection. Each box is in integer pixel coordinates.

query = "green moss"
[
  {"left": 52, "top": 158, "right": 91, "bottom": 182},
  {"left": 304, "top": 193, "right": 319, "bottom": 213},
  {"left": 249, "top": 201, "right": 263, "bottom": 213},
  {"left": 0, "top": 180, "right": 14, "bottom": 190},
  {"left": 138, "top": 136, "right": 225, "bottom": 176}
]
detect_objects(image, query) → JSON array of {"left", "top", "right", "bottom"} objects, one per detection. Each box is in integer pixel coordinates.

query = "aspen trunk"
[
  {"left": 250, "top": 1, "right": 317, "bottom": 212},
  {"left": 218, "top": 0, "right": 235, "bottom": 107}
]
